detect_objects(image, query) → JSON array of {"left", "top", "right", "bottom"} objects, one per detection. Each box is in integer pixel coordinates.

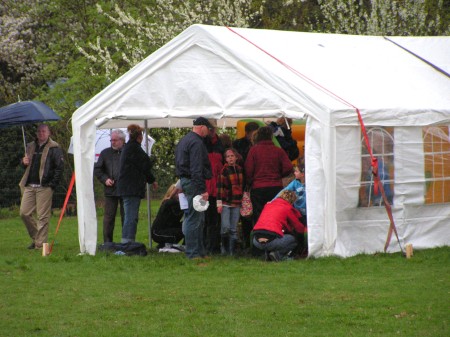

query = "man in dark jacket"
[
  {"left": 117, "top": 124, "right": 157, "bottom": 243},
  {"left": 94, "top": 129, "right": 125, "bottom": 243},
  {"left": 175, "top": 117, "right": 212, "bottom": 259},
  {"left": 19, "top": 124, "right": 64, "bottom": 250}
]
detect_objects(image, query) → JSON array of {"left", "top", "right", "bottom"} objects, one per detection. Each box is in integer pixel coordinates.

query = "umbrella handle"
[{"left": 22, "top": 126, "right": 27, "bottom": 155}]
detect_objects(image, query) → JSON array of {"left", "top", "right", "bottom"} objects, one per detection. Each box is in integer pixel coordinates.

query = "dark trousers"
[
  {"left": 103, "top": 196, "right": 124, "bottom": 243},
  {"left": 251, "top": 186, "right": 282, "bottom": 224},
  {"left": 249, "top": 186, "right": 282, "bottom": 257},
  {"left": 240, "top": 216, "right": 253, "bottom": 249},
  {"left": 152, "top": 227, "right": 184, "bottom": 248},
  {"left": 204, "top": 196, "right": 221, "bottom": 254}
]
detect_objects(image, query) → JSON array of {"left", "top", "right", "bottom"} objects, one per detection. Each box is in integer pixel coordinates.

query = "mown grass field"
[{"left": 0, "top": 206, "right": 448, "bottom": 337}]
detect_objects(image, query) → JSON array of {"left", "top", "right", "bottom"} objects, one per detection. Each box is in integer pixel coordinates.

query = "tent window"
[
  {"left": 358, "top": 127, "right": 394, "bottom": 207},
  {"left": 423, "top": 126, "right": 450, "bottom": 204}
]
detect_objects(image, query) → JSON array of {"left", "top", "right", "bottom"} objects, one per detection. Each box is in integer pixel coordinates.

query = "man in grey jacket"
[
  {"left": 19, "top": 124, "right": 64, "bottom": 250},
  {"left": 94, "top": 129, "right": 125, "bottom": 243}
]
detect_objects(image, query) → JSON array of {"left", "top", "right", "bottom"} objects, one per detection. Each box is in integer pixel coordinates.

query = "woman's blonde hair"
[
  {"left": 278, "top": 190, "right": 297, "bottom": 204},
  {"left": 163, "top": 184, "right": 177, "bottom": 201}
]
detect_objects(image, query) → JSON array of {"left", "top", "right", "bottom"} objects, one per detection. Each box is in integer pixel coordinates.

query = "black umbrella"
[{"left": 0, "top": 101, "right": 61, "bottom": 153}]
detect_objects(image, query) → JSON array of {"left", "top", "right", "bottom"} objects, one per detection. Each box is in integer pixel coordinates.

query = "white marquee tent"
[{"left": 72, "top": 24, "right": 450, "bottom": 257}]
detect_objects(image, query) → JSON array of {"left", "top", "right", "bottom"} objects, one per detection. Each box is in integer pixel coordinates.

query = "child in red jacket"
[{"left": 252, "top": 190, "right": 305, "bottom": 261}]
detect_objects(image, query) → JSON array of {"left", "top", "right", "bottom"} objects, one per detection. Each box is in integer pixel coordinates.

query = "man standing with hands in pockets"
[
  {"left": 19, "top": 124, "right": 64, "bottom": 250},
  {"left": 175, "top": 117, "right": 213, "bottom": 259},
  {"left": 94, "top": 129, "right": 126, "bottom": 243}
]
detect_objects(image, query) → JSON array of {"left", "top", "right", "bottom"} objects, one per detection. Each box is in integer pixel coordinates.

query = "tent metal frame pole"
[
  {"left": 21, "top": 126, "right": 27, "bottom": 154},
  {"left": 144, "top": 120, "right": 152, "bottom": 249}
]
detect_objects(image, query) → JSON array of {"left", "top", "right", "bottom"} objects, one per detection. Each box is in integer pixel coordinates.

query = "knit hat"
[{"left": 193, "top": 117, "right": 213, "bottom": 129}]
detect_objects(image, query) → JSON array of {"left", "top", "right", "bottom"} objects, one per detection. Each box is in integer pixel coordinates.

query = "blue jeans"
[
  {"left": 180, "top": 178, "right": 205, "bottom": 259},
  {"left": 253, "top": 234, "right": 298, "bottom": 256},
  {"left": 221, "top": 206, "right": 240, "bottom": 240},
  {"left": 122, "top": 196, "right": 141, "bottom": 243}
]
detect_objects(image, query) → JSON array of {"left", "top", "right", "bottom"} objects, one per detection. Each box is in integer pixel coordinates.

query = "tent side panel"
[
  {"left": 334, "top": 125, "right": 450, "bottom": 257},
  {"left": 305, "top": 118, "right": 327, "bottom": 257},
  {"left": 72, "top": 120, "right": 98, "bottom": 255},
  {"left": 402, "top": 205, "right": 450, "bottom": 249}
]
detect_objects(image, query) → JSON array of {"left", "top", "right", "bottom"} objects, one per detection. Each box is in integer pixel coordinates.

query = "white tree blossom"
[
  {"left": 0, "top": 2, "right": 40, "bottom": 101},
  {"left": 75, "top": 0, "right": 264, "bottom": 82},
  {"left": 317, "top": 0, "right": 448, "bottom": 36}
]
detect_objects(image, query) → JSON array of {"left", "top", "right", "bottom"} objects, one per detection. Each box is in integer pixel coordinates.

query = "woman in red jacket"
[{"left": 252, "top": 190, "right": 305, "bottom": 261}]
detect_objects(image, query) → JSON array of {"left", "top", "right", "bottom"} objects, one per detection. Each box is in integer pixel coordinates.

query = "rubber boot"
[
  {"left": 221, "top": 235, "right": 229, "bottom": 255},
  {"left": 229, "top": 238, "right": 236, "bottom": 256}
]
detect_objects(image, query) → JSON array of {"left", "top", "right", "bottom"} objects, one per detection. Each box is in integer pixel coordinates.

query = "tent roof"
[
  {"left": 73, "top": 25, "right": 450, "bottom": 130},
  {"left": 388, "top": 36, "right": 450, "bottom": 74}
]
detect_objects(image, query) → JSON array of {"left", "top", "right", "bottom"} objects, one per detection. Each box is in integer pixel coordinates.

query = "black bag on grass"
[{"left": 98, "top": 242, "right": 148, "bottom": 256}]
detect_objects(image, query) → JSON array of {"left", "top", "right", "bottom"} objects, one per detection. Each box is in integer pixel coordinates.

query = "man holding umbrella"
[{"left": 19, "top": 124, "right": 64, "bottom": 250}]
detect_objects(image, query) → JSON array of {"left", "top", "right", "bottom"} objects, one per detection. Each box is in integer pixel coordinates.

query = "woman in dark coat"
[
  {"left": 152, "top": 184, "right": 184, "bottom": 248},
  {"left": 117, "top": 124, "right": 157, "bottom": 243}
]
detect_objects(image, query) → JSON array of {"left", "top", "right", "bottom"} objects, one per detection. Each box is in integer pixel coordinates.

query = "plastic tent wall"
[{"left": 72, "top": 24, "right": 450, "bottom": 256}]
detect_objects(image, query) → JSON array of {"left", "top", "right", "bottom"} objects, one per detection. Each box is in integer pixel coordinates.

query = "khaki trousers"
[{"left": 20, "top": 186, "right": 53, "bottom": 248}]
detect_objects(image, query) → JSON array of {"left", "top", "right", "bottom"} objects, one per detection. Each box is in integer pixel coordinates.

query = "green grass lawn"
[{"left": 0, "top": 206, "right": 448, "bottom": 337}]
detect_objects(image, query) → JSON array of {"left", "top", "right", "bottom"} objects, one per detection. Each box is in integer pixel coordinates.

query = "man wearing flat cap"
[{"left": 175, "top": 117, "right": 213, "bottom": 259}]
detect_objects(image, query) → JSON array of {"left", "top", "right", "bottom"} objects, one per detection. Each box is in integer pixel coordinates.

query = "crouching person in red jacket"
[{"left": 252, "top": 190, "right": 305, "bottom": 261}]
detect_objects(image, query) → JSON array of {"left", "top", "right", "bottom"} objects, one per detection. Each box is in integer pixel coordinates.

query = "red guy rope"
[{"left": 49, "top": 172, "right": 76, "bottom": 254}]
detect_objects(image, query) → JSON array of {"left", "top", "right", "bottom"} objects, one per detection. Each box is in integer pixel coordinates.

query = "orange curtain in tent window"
[
  {"left": 423, "top": 126, "right": 450, "bottom": 204},
  {"left": 291, "top": 121, "right": 306, "bottom": 159}
]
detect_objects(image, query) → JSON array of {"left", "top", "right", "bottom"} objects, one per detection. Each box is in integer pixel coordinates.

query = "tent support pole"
[{"left": 145, "top": 120, "right": 152, "bottom": 249}]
